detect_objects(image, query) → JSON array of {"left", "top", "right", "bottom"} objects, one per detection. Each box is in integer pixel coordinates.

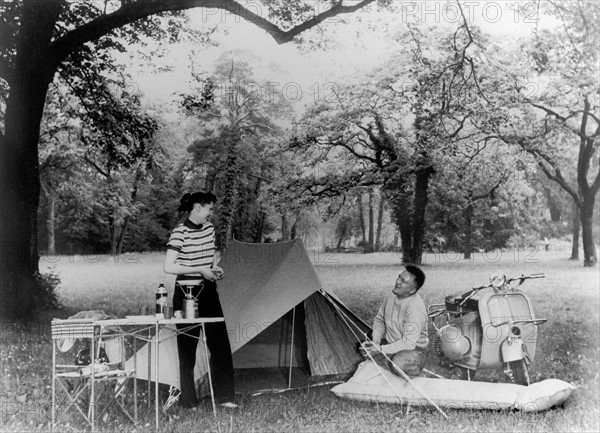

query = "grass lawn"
[{"left": 1, "top": 249, "right": 598, "bottom": 432}]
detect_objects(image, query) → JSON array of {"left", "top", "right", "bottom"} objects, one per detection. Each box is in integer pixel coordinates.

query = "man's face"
[{"left": 392, "top": 270, "right": 418, "bottom": 299}]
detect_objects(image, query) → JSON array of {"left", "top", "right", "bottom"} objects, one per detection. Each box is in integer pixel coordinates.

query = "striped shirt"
[{"left": 167, "top": 219, "right": 215, "bottom": 282}]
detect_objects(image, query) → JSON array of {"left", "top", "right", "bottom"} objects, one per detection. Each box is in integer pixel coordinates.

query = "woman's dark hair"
[
  {"left": 178, "top": 191, "right": 217, "bottom": 213},
  {"left": 405, "top": 264, "right": 426, "bottom": 290}
]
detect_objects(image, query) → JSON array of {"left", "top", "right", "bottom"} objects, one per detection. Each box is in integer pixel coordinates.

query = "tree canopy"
[{"left": 0, "top": 0, "right": 379, "bottom": 320}]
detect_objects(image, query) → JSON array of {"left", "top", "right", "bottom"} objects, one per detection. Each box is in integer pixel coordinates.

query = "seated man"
[{"left": 362, "top": 265, "right": 429, "bottom": 377}]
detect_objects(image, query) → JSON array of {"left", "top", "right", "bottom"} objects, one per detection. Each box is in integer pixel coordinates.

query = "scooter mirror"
[{"left": 489, "top": 271, "right": 506, "bottom": 288}]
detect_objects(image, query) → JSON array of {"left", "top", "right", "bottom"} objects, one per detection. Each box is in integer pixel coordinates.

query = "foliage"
[
  {"left": 32, "top": 270, "right": 61, "bottom": 310},
  {"left": 288, "top": 20, "right": 527, "bottom": 261},
  {"left": 38, "top": 66, "right": 161, "bottom": 254},
  {"left": 27, "top": 2, "right": 221, "bottom": 255},
  {"left": 427, "top": 144, "right": 544, "bottom": 253},
  {"left": 179, "top": 51, "right": 295, "bottom": 246},
  {"left": 0, "top": 0, "right": 381, "bottom": 321},
  {"left": 472, "top": 1, "right": 600, "bottom": 265}
]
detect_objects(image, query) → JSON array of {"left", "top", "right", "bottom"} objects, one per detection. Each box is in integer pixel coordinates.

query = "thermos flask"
[{"left": 155, "top": 283, "right": 167, "bottom": 317}]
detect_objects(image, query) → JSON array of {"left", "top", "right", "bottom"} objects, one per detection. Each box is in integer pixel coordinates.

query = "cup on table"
[
  {"left": 174, "top": 310, "right": 183, "bottom": 319},
  {"left": 164, "top": 307, "right": 173, "bottom": 319},
  {"left": 138, "top": 306, "right": 151, "bottom": 315}
]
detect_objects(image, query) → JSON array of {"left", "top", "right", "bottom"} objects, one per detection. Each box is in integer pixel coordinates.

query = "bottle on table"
[{"left": 155, "top": 283, "right": 167, "bottom": 318}]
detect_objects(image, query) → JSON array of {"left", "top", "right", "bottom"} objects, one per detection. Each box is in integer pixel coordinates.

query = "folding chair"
[{"left": 51, "top": 319, "right": 136, "bottom": 431}]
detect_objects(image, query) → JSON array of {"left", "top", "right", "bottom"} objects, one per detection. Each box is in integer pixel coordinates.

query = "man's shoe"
[{"left": 220, "top": 402, "right": 238, "bottom": 408}]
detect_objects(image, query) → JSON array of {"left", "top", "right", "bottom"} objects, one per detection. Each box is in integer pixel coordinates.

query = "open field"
[{"left": 1, "top": 250, "right": 599, "bottom": 432}]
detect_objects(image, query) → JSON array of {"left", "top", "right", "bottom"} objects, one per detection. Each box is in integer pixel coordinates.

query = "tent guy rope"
[{"left": 319, "top": 289, "right": 449, "bottom": 420}]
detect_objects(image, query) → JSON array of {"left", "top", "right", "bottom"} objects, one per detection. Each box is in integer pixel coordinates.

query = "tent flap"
[{"left": 305, "top": 293, "right": 364, "bottom": 376}]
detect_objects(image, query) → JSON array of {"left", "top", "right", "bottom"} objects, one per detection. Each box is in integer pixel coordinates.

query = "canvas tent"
[{"left": 126, "top": 239, "right": 370, "bottom": 394}]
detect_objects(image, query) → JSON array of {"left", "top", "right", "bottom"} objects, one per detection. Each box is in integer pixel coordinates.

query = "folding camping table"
[{"left": 54, "top": 316, "right": 224, "bottom": 430}]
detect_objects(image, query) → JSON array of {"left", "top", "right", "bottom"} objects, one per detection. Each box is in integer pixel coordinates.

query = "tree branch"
[
  {"left": 497, "top": 132, "right": 582, "bottom": 206},
  {"left": 446, "top": 114, "right": 469, "bottom": 139},
  {"left": 82, "top": 154, "right": 109, "bottom": 178},
  {"left": 321, "top": 132, "right": 379, "bottom": 165},
  {"left": 528, "top": 101, "right": 569, "bottom": 122},
  {"left": 527, "top": 99, "right": 597, "bottom": 140},
  {"left": 50, "top": 0, "right": 376, "bottom": 66},
  {"left": 471, "top": 173, "right": 505, "bottom": 202},
  {"left": 528, "top": 143, "right": 581, "bottom": 205}
]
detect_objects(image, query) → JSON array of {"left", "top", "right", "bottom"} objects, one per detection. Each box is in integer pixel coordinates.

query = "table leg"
[
  {"left": 154, "top": 322, "right": 159, "bottom": 429},
  {"left": 133, "top": 336, "right": 138, "bottom": 423},
  {"left": 147, "top": 327, "right": 151, "bottom": 409},
  {"left": 202, "top": 323, "right": 217, "bottom": 417},
  {"left": 51, "top": 340, "right": 56, "bottom": 428},
  {"left": 90, "top": 334, "right": 95, "bottom": 432}
]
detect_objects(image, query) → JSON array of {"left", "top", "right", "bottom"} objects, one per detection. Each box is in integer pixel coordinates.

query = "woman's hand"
[
  {"left": 200, "top": 268, "right": 217, "bottom": 281},
  {"left": 211, "top": 265, "right": 224, "bottom": 280}
]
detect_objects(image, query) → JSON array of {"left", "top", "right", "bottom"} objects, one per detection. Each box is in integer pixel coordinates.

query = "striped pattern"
[
  {"left": 51, "top": 320, "right": 96, "bottom": 339},
  {"left": 167, "top": 221, "right": 215, "bottom": 280}
]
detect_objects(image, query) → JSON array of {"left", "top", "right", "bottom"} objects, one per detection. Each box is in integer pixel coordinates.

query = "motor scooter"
[{"left": 428, "top": 272, "right": 547, "bottom": 385}]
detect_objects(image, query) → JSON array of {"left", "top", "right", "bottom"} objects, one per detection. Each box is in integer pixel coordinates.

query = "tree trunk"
[
  {"left": 580, "top": 194, "right": 598, "bottom": 267},
  {"left": 391, "top": 189, "right": 413, "bottom": 264},
  {"left": 109, "top": 215, "right": 118, "bottom": 256},
  {"left": 375, "top": 192, "right": 384, "bottom": 252},
  {"left": 410, "top": 161, "right": 434, "bottom": 265},
  {"left": 463, "top": 203, "right": 473, "bottom": 260},
  {"left": 116, "top": 217, "right": 130, "bottom": 256},
  {"left": 357, "top": 192, "right": 366, "bottom": 244},
  {"left": 0, "top": 1, "right": 61, "bottom": 319},
  {"left": 218, "top": 131, "right": 240, "bottom": 251},
  {"left": 46, "top": 192, "right": 57, "bottom": 256},
  {"left": 252, "top": 211, "right": 265, "bottom": 243},
  {"left": 570, "top": 202, "right": 580, "bottom": 260},
  {"left": 281, "top": 213, "right": 289, "bottom": 241},
  {"left": 544, "top": 187, "right": 562, "bottom": 222},
  {"left": 251, "top": 178, "right": 264, "bottom": 242},
  {"left": 366, "top": 189, "right": 374, "bottom": 253},
  {"left": 336, "top": 230, "right": 346, "bottom": 249},
  {"left": 117, "top": 165, "right": 144, "bottom": 255}
]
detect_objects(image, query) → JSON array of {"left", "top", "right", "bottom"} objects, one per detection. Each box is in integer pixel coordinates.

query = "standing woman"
[{"left": 164, "top": 191, "right": 236, "bottom": 408}]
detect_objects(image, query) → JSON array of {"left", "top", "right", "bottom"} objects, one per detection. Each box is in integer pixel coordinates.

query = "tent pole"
[
  {"left": 318, "top": 289, "right": 449, "bottom": 420},
  {"left": 288, "top": 307, "right": 296, "bottom": 389}
]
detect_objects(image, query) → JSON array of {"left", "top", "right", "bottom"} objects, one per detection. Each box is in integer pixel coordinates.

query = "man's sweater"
[{"left": 372, "top": 292, "right": 429, "bottom": 355}]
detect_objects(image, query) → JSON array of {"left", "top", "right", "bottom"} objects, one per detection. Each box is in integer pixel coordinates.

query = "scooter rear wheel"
[{"left": 509, "top": 359, "right": 531, "bottom": 386}]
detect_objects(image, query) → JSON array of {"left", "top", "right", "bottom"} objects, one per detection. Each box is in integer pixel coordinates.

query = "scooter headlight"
[{"left": 489, "top": 271, "right": 506, "bottom": 288}]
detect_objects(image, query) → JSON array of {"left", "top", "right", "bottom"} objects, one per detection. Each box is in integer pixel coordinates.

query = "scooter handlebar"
[
  {"left": 506, "top": 273, "right": 545, "bottom": 283},
  {"left": 455, "top": 274, "right": 546, "bottom": 309},
  {"left": 467, "top": 274, "right": 545, "bottom": 291}
]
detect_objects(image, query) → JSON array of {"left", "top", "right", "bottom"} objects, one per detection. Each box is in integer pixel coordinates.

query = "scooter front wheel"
[{"left": 508, "top": 359, "right": 531, "bottom": 386}]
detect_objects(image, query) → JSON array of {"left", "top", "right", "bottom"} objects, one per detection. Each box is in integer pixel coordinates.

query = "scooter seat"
[{"left": 445, "top": 294, "right": 478, "bottom": 313}]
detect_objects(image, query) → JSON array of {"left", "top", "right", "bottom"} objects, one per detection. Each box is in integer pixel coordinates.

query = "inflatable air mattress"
[{"left": 331, "top": 361, "right": 575, "bottom": 412}]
